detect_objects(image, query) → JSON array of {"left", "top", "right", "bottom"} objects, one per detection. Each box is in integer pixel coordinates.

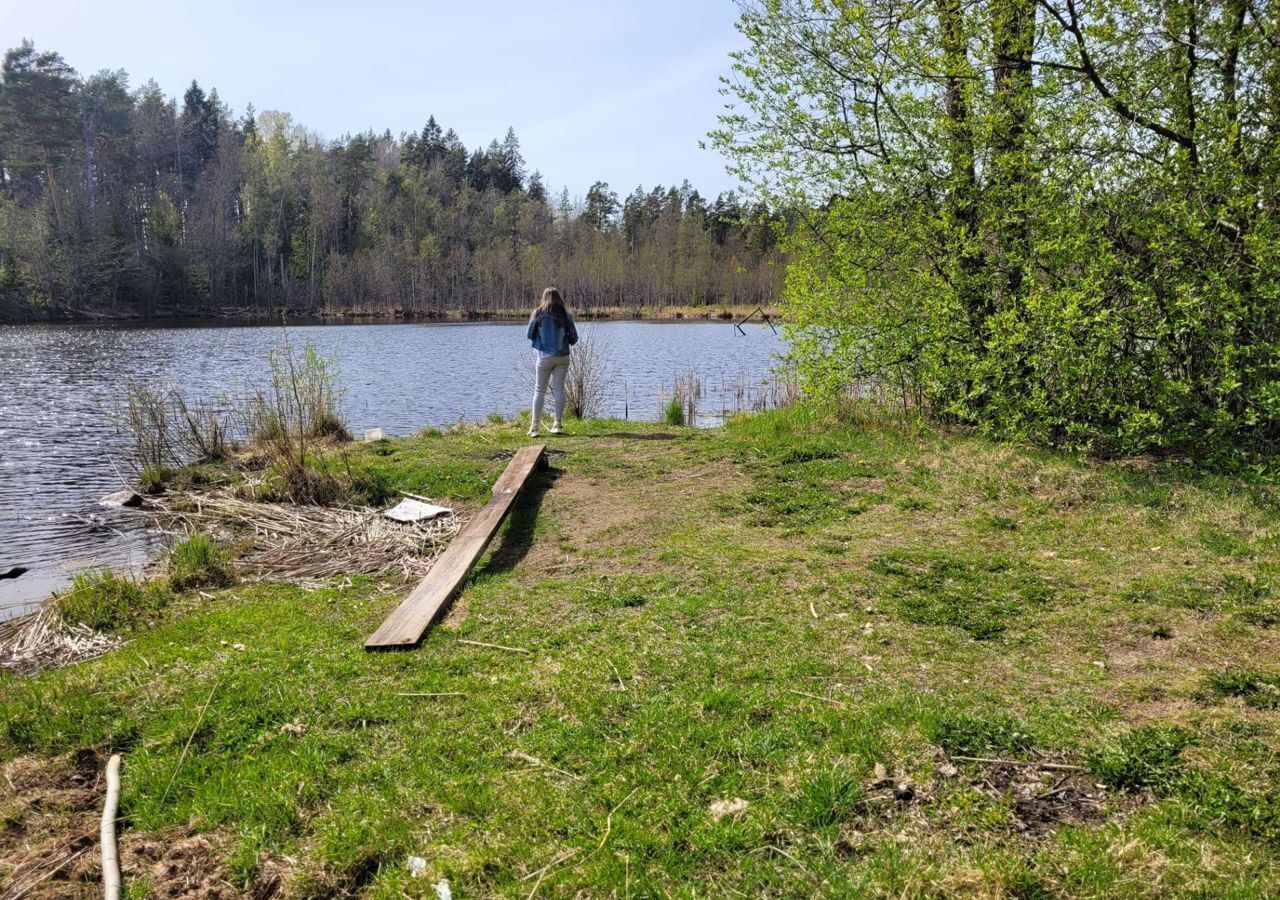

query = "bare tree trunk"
[{"left": 81, "top": 111, "right": 97, "bottom": 222}]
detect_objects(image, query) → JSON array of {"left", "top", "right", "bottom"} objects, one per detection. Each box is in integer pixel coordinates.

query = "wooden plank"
[{"left": 365, "top": 444, "right": 545, "bottom": 649}]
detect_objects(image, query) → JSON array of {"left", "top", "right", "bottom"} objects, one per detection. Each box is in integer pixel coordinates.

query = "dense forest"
[
  {"left": 715, "top": 0, "right": 1280, "bottom": 460},
  {"left": 0, "top": 41, "right": 782, "bottom": 321}
]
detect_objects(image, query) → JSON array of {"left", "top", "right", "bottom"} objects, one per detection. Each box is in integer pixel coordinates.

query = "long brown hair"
[{"left": 537, "top": 287, "right": 569, "bottom": 328}]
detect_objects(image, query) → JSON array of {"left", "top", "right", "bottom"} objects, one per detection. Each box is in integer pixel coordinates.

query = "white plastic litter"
[
  {"left": 383, "top": 498, "right": 452, "bottom": 524},
  {"left": 708, "top": 797, "right": 749, "bottom": 820},
  {"left": 364, "top": 427, "right": 385, "bottom": 442},
  {"left": 435, "top": 879, "right": 452, "bottom": 900},
  {"left": 407, "top": 856, "right": 428, "bottom": 877}
]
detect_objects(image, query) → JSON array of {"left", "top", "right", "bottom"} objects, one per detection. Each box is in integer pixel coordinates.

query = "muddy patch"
[
  {"left": 941, "top": 759, "right": 1111, "bottom": 837},
  {"left": 121, "top": 831, "right": 241, "bottom": 899}
]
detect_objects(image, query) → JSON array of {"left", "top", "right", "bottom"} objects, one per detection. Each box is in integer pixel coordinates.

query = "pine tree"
[
  {"left": 179, "top": 79, "right": 218, "bottom": 186},
  {"left": 527, "top": 169, "right": 546, "bottom": 203},
  {"left": 497, "top": 126, "right": 524, "bottom": 193},
  {"left": 583, "top": 181, "right": 618, "bottom": 231}
]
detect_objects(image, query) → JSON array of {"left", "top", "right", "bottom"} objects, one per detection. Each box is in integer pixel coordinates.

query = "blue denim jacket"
[{"left": 527, "top": 310, "right": 579, "bottom": 356}]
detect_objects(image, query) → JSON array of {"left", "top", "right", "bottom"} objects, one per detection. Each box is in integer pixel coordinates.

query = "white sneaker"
[
  {"left": 527, "top": 428, "right": 539, "bottom": 438},
  {"left": 549, "top": 424, "right": 563, "bottom": 435}
]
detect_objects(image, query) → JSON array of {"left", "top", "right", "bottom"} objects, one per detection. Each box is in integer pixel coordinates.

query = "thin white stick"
[
  {"left": 459, "top": 639, "right": 530, "bottom": 654},
  {"left": 787, "top": 688, "right": 849, "bottom": 708},
  {"left": 607, "top": 659, "right": 626, "bottom": 691},
  {"left": 101, "top": 754, "right": 122, "bottom": 900}
]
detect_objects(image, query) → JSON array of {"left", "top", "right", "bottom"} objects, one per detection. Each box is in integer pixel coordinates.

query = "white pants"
[{"left": 532, "top": 353, "right": 570, "bottom": 427}]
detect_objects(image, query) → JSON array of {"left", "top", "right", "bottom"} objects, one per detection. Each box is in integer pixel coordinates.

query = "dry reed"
[
  {"left": 148, "top": 490, "right": 461, "bottom": 584},
  {"left": 0, "top": 606, "right": 122, "bottom": 676}
]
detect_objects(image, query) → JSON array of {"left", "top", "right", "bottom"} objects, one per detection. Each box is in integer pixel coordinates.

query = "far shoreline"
[{"left": 0, "top": 303, "right": 783, "bottom": 329}]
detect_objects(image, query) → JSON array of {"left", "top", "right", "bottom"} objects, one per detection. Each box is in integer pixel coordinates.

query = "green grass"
[
  {"left": 167, "top": 533, "right": 234, "bottom": 591},
  {"left": 663, "top": 395, "right": 685, "bottom": 426},
  {"left": 53, "top": 570, "right": 170, "bottom": 632},
  {"left": 1201, "top": 669, "right": 1280, "bottom": 710},
  {"left": 5, "top": 408, "right": 1280, "bottom": 896}
]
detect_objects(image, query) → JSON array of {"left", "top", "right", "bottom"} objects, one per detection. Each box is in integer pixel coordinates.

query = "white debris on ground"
[
  {"left": 708, "top": 797, "right": 749, "bottom": 821},
  {"left": 383, "top": 497, "right": 453, "bottom": 524}
]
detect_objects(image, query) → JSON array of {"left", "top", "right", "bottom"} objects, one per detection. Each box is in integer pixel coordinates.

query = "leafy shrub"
[
  {"left": 167, "top": 533, "right": 234, "bottom": 591},
  {"left": 716, "top": 0, "right": 1280, "bottom": 463}
]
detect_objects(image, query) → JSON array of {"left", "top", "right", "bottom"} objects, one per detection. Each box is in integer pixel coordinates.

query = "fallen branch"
[
  {"left": 521, "top": 847, "right": 580, "bottom": 884},
  {"left": 607, "top": 659, "right": 626, "bottom": 691},
  {"left": 594, "top": 787, "right": 639, "bottom": 854},
  {"left": 162, "top": 678, "right": 219, "bottom": 802},
  {"left": 101, "top": 754, "right": 122, "bottom": 900},
  {"left": 950, "top": 755, "right": 1085, "bottom": 772}
]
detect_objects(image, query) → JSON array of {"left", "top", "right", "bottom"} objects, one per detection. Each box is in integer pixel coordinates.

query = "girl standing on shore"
[{"left": 526, "top": 287, "right": 578, "bottom": 436}]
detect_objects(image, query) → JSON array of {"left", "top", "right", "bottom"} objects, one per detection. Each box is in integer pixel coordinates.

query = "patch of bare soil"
[
  {"left": 1099, "top": 615, "right": 1280, "bottom": 723},
  {"left": 514, "top": 469, "right": 668, "bottom": 577},
  {"left": 972, "top": 764, "right": 1108, "bottom": 835},
  {"left": 0, "top": 749, "right": 244, "bottom": 899},
  {"left": 941, "top": 759, "right": 1112, "bottom": 838},
  {"left": 1, "top": 749, "right": 102, "bottom": 899},
  {"left": 120, "top": 831, "right": 241, "bottom": 899}
]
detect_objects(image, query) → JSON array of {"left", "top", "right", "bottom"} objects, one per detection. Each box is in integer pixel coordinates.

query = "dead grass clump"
[
  {"left": 0, "top": 605, "right": 123, "bottom": 676},
  {"left": 565, "top": 327, "right": 612, "bottom": 419},
  {"left": 149, "top": 489, "right": 461, "bottom": 584},
  {"left": 121, "top": 383, "right": 232, "bottom": 484},
  {"left": 0, "top": 749, "right": 104, "bottom": 898}
]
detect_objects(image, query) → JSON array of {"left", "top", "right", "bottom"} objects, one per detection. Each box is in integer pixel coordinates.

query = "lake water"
[{"left": 0, "top": 320, "right": 784, "bottom": 615}]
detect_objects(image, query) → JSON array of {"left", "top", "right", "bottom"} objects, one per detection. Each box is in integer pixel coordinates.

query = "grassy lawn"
[{"left": 3, "top": 408, "right": 1280, "bottom": 897}]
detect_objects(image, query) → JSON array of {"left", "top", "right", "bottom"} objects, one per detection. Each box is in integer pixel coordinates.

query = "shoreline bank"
[{"left": 3, "top": 412, "right": 1278, "bottom": 895}]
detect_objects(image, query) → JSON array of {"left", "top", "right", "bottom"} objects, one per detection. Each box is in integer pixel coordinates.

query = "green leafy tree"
[{"left": 714, "top": 0, "right": 1280, "bottom": 461}]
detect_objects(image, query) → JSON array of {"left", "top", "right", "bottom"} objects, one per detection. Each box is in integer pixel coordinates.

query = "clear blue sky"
[{"left": 8, "top": 0, "right": 747, "bottom": 200}]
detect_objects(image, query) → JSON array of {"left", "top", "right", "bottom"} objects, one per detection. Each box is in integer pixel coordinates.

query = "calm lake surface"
[{"left": 0, "top": 319, "right": 784, "bottom": 614}]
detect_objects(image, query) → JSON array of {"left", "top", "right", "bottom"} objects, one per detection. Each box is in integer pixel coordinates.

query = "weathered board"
[{"left": 365, "top": 444, "right": 546, "bottom": 649}]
